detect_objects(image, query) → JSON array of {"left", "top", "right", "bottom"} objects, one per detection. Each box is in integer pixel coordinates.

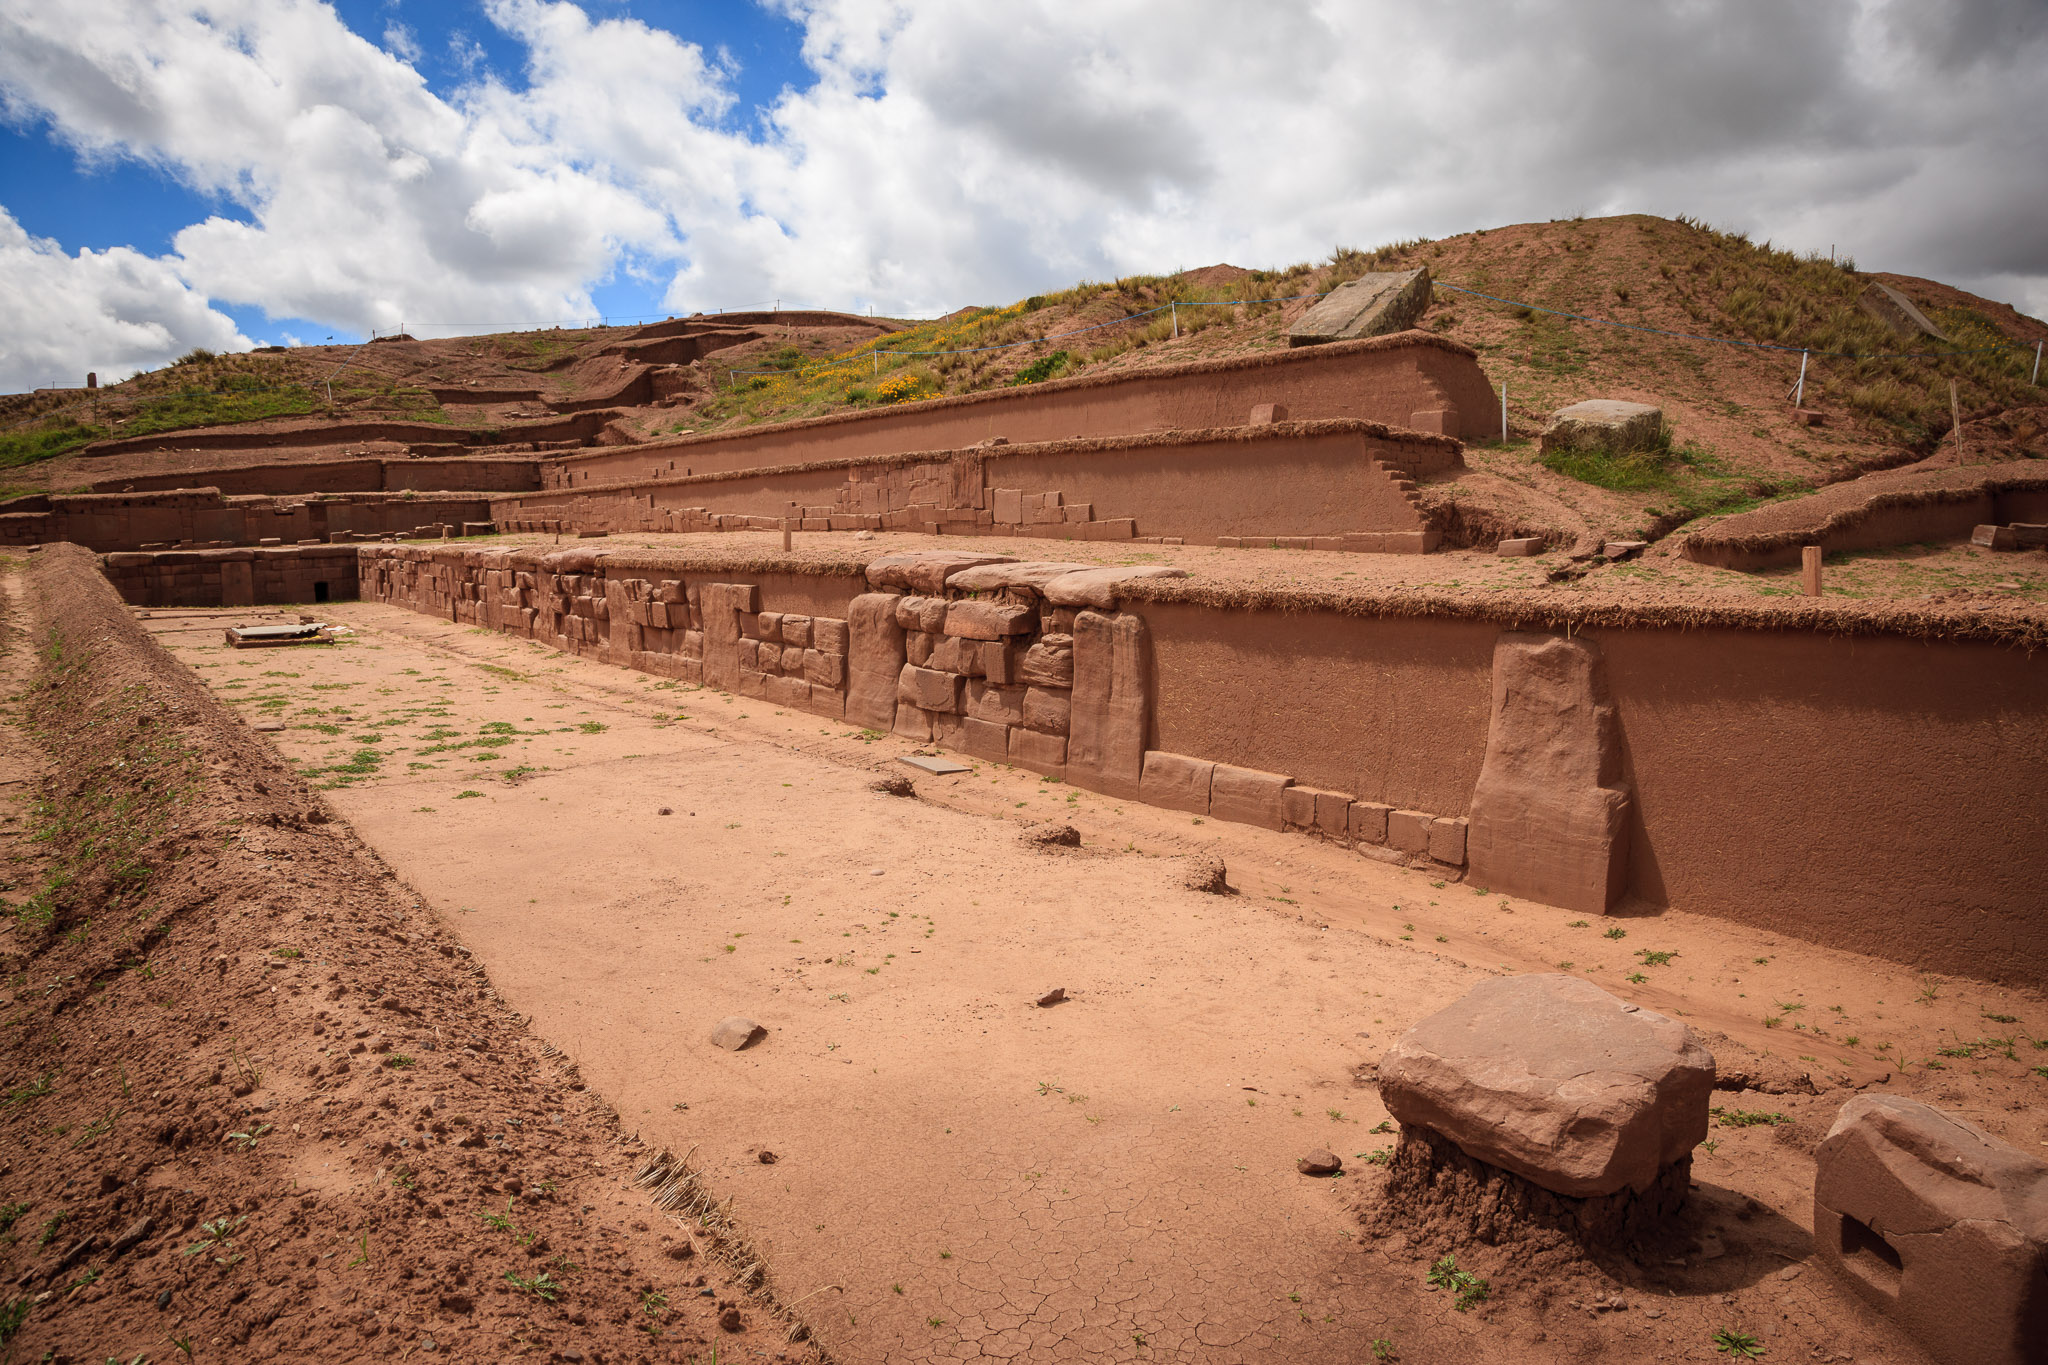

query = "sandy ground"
[{"left": 142, "top": 601, "right": 2048, "bottom": 1364}]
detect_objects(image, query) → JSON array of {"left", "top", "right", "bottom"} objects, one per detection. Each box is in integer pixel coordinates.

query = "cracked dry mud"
[{"left": 130, "top": 598, "right": 2048, "bottom": 1364}]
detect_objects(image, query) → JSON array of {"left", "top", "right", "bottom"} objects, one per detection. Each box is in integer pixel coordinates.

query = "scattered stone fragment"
[
  {"left": 253, "top": 721, "right": 286, "bottom": 732},
  {"left": 1298, "top": 1149, "right": 1343, "bottom": 1176},
  {"left": 1602, "top": 540, "right": 1648, "bottom": 560},
  {"left": 868, "top": 775, "right": 915, "bottom": 797},
  {"left": 658, "top": 807, "right": 672, "bottom": 816},
  {"left": 1036, "top": 988, "right": 1067, "bottom": 1008},
  {"left": 757, "top": 1150, "right": 778, "bottom": 1165},
  {"left": 1379, "top": 973, "right": 1714, "bottom": 1198},
  {"left": 108, "top": 1215, "right": 154, "bottom": 1257},
  {"left": 710, "top": 1017, "right": 766, "bottom": 1051}
]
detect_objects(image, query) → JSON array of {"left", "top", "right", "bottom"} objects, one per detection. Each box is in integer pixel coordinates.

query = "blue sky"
[
  {"left": 1, "top": 1, "right": 2043, "bottom": 393},
  {"left": 1, "top": 1, "right": 814, "bottom": 349}
]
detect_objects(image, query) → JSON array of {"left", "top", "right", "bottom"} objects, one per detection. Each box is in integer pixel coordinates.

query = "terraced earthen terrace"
[{"left": 1, "top": 226, "right": 2044, "bottom": 1363}]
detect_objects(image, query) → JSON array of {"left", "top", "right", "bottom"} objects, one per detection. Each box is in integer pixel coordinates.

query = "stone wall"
[
  {"left": 492, "top": 422, "right": 1450, "bottom": 551},
  {"left": 0, "top": 489, "right": 495, "bottom": 551},
  {"left": 91, "top": 458, "right": 542, "bottom": 497},
  {"left": 351, "top": 543, "right": 2048, "bottom": 989},
  {"left": 539, "top": 331, "right": 1496, "bottom": 489},
  {"left": 101, "top": 544, "right": 362, "bottom": 607}
]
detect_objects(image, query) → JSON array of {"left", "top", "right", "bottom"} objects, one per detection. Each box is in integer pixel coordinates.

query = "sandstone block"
[
  {"left": 756, "top": 611, "right": 783, "bottom": 643},
  {"left": 918, "top": 598, "right": 949, "bottom": 633},
  {"left": 803, "top": 650, "right": 844, "bottom": 688},
  {"left": 945, "top": 599, "right": 1037, "bottom": 639},
  {"left": 1009, "top": 726, "right": 1067, "bottom": 777},
  {"left": 927, "top": 635, "right": 980, "bottom": 675},
  {"left": 1496, "top": 538, "right": 1542, "bottom": 557},
  {"left": 1249, "top": 403, "right": 1288, "bottom": 425},
  {"left": 1066, "top": 611, "right": 1148, "bottom": 799},
  {"left": 807, "top": 683, "right": 843, "bottom": 718},
  {"left": 844, "top": 593, "right": 907, "bottom": 732},
  {"left": 866, "top": 551, "right": 1014, "bottom": 594},
  {"left": 780, "top": 645, "right": 804, "bottom": 674},
  {"left": 780, "top": 615, "right": 812, "bottom": 648},
  {"left": 1429, "top": 816, "right": 1468, "bottom": 866},
  {"left": 1539, "top": 400, "right": 1664, "bottom": 456},
  {"left": 1380, "top": 974, "right": 1714, "bottom": 1198},
  {"left": 1815, "top": 1094, "right": 2048, "bottom": 1365},
  {"left": 1973, "top": 524, "right": 2018, "bottom": 550},
  {"left": 1041, "top": 566, "right": 1189, "bottom": 609},
  {"left": 967, "top": 681, "right": 1027, "bottom": 727},
  {"left": 1019, "top": 634, "right": 1075, "bottom": 687},
  {"left": 1387, "top": 809, "right": 1433, "bottom": 853},
  {"left": 1288, "top": 267, "right": 1431, "bottom": 346},
  {"left": 1021, "top": 686, "right": 1070, "bottom": 736},
  {"left": 1349, "top": 801, "right": 1392, "bottom": 844},
  {"left": 892, "top": 705, "right": 933, "bottom": 742},
  {"left": 962, "top": 715, "right": 1011, "bottom": 763},
  {"left": 894, "top": 595, "right": 928, "bottom": 630},
  {"left": 767, "top": 674, "right": 807, "bottom": 708},
  {"left": 1281, "top": 785, "right": 1317, "bottom": 830},
  {"left": 1466, "top": 633, "right": 1633, "bottom": 913},
  {"left": 905, "top": 630, "right": 933, "bottom": 667},
  {"left": 947, "top": 561, "right": 1093, "bottom": 594},
  {"left": 899, "top": 664, "right": 963, "bottom": 714},
  {"left": 1207, "top": 764, "right": 1291, "bottom": 831},
  {"left": 813, "top": 618, "right": 848, "bottom": 654},
  {"left": 1313, "top": 789, "right": 1352, "bottom": 839},
  {"left": 980, "top": 640, "right": 1024, "bottom": 685},
  {"left": 1140, "top": 751, "right": 1214, "bottom": 815}
]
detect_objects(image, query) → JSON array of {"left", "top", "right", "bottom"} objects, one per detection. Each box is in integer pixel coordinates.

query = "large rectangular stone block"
[
  {"left": 844, "top": 592, "right": 906, "bottom": 732},
  {"left": 1018, "top": 634, "right": 1074, "bottom": 687},
  {"left": 1208, "top": 764, "right": 1291, "bottom": 831},
  {"left": 1139, "top": 751, "right": 1213, "bottom": 815},
  {"left": 1066, "top": 611, "right": 1149, "bottom": 799},
  {"left": 1009, "top": 726, "right": 1067, "bottom": 777},
  {"left": 1313, "top": 790, "right": 1352, "bottom": 839},
  {"left": 962, "top": 716, "right": 1010, "bottom": 762},
  {"left": 1021, "top": 686, "right": 1070, "bottom": 736},
  {"left": 1466, "top": 634, "right": 1632, "bottom": 913}
]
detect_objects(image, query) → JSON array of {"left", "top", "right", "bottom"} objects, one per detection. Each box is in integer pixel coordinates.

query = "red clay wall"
[
  {"left": 349, "top": 543, "right": 2048, "bottom": 989},
  {"left": 93, "top": 459, "right": 542, "bottom": 497},
  {"left": 541, "top": 333, "right": 1494, "bottom": 489},
  {"left": 101, "top": 544, "right": 362, "bottom": 607},
  {"left": 494, "top": 423, "right": 1448, "bottom": 550},
  {"left": 0, "top": 490, "right": 495, "bottom": 551}
]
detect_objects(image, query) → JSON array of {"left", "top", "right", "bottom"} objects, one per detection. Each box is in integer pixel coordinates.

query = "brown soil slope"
[{"left": 0, "top": 546, "right": 815, "bottom": 1362}]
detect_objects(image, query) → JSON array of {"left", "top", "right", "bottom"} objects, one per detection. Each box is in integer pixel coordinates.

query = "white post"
[
  {"left": 1171, "top": 302, "right": 1178, "bottom": 338},
  {"left": 2034, "top": 340, "right": 2042, "bottom": 385},
  {"left": 1794, "top": 350, "right": 1808, "bottom": 408},
  {"left": 1500, "top": 383, "right": 1507, "bottom": 442}
]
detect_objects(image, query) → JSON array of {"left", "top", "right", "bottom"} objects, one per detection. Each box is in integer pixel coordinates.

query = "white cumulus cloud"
[{"left": 0, "top": 0, "right": 2042, "bottom": 388}]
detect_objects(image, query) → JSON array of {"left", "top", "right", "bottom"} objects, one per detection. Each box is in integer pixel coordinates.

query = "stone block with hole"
[{"left": 1813, "top": 1094, "right": 2048, "bottom": 1365}]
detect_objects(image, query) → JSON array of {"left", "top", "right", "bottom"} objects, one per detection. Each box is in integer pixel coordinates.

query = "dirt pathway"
[{"left": 142, "top": 600, "right": 2048, "bottom": 1364}]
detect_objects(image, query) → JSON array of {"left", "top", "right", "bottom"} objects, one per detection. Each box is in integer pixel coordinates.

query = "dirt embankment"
[{"left": 0, "top": 545, "right": 817, "bottom": 1362}]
